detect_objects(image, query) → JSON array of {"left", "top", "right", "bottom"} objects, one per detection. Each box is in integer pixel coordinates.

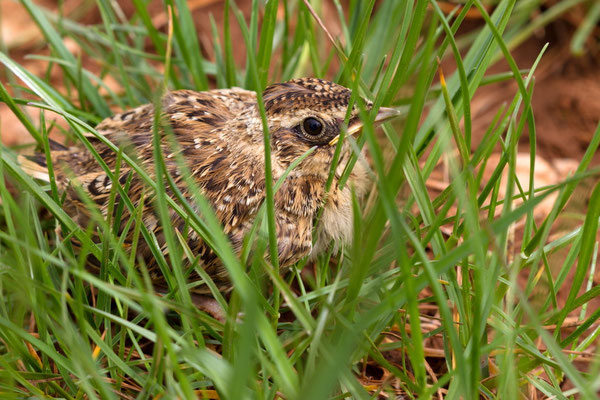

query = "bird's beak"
[{"left": 328, "top": 107, "right": 400, "bottom": 146}]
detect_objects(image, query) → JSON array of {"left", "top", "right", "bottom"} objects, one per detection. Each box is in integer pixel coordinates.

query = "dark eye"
[{"left": 301, "top": 117, "right": 324, "bottom": 137}]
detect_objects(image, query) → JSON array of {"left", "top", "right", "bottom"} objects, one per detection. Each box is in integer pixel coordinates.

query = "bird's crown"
[{"left": 263, "top": 78, "right": 363, "bottom": 116}]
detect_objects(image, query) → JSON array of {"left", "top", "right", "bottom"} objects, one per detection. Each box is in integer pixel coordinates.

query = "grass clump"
[{"left": 1, "top": 0, "right": 600, "bottom": 399}]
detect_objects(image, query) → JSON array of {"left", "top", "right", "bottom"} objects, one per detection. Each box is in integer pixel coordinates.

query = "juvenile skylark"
[{"left": 21, "top": 78, "right": 398, "bottom": 292}]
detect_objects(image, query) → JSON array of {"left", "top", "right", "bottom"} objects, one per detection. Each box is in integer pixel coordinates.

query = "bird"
[{"left": 19, "top": 77, "right": 399, "bottom": 293}]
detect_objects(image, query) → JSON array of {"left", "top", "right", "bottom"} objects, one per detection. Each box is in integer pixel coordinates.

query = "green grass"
[{"left": 1, "top": 0, "right": 600, "bottom": 398}]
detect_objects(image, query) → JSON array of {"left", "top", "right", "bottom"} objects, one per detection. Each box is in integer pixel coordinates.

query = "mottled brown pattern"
[{"left": 23, "top": 78, "right": 397, "bottom": 293}]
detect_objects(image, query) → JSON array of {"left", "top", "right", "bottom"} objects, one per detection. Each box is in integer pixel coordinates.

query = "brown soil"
[{"left": 470, "top": 25, "right": 600, "bottom": 162}]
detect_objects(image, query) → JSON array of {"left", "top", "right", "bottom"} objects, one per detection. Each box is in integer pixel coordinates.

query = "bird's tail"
[
  {"left": 17, "top": 153, "right": 50, "bottom": 182},
  {"left": 16, "top": 138, "right": 67, "bottom": 183}
]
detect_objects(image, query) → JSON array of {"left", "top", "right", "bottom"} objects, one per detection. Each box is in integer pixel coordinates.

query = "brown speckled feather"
[{"left": 30, "top": 78, "right": 392, "bottom": 293}]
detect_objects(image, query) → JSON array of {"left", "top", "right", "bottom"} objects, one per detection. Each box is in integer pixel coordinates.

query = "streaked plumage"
[{"left": 21, "top": 78, "right": 398, "bottom": 292}]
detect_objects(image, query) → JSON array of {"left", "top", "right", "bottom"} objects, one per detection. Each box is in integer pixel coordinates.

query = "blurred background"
[{"left": 1, "top": 0, "right": 598, "bottom": 159}]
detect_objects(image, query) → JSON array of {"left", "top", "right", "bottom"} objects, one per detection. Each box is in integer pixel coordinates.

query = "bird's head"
[{"left": 262, "top": 78, "right": 398, "bottom": 177}]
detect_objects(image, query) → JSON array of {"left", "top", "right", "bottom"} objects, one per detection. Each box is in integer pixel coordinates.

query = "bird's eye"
[{"left": 301, "top": 117, "right": 324, "bottom": 137}]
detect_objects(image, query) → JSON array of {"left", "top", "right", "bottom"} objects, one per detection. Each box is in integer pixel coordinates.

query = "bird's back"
[{"left": 51, "top": 88, "right": 257, "bottom": 177}]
